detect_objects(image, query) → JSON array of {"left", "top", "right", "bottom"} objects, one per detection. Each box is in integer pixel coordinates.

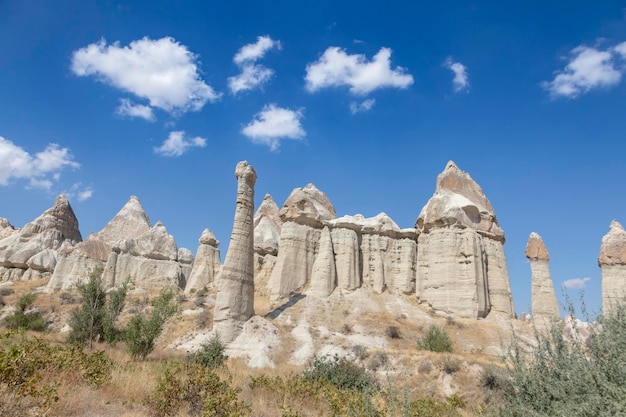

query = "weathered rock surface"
[
  {"left": 47, "top": 196, "right": 152, "bottom": 291},
  {"left": 185, "top": 229, "right": 221, "bottom": 292},
  {"left": 213, "top": 161, "right": 257, "bottom": 343},
  {"left": 269, "top": 184, "right": 336, "bottom": 302},
  {"left": 526, "top": 232, "right": 559, "bottom": 326},
  {"left": 253, "top": 194, "right": 282, "bottom": 292},
  {"left": 599, "top": 220, "right": 626, "bottom": 313},
  {"left": 0, "top": 218, "right": 17, "bottom": 240},
  {"left": 416, "top": 161, "right": 514, "bottom": 318},
  {"left": 0, "top": 195, "right": 82, "bottom": 281},
  {"left": 102, "top": 221, "right": 187, "bottom": 289}
]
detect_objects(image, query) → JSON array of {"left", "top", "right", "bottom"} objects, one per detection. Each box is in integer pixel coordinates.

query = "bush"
[
  {"left": 3, "top": 293, "right": 46, "bottom": 331},
  {"left": 418, "top": 325, "right": 453, "bottom": 353},
  {"left": 148, "top": 363, "right": 250, "bottom": 417},
  {"left": 304, "top": 355, "right": 377, "bottom": 392},
  {"left": 440, "top": 355, "right": 461, "bottom": 374},
  {"left": 125, "top": 289, "right": 177, "bottom": 360},
  {"left": 190, "top": 335, "right": 227, "bottom": 370},
  {"left": 386, "top": 325, "right": 402, "bottom": 339},
  {"left": 491, "top": 300, "right": 626, "bottom": 416}
]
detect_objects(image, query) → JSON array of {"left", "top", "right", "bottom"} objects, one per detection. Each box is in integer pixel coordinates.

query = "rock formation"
[
  {"left": 102, "top": 220, "right": 188, "bottom": 289},
  {"left": 213, "top": 161, "right": 257, "bottom": 343},
  {"left": 525, "top": 232, "right": 559, "bottom": 326},
  {"left": 0, "top": 218, "right": 17, "bottom": 240},
  {"left": 185, "top": 228, "right": 221, "bottom": 292},
  {"left": 416, "top": 161, "right": 514, "bottom": 318},
  {"left": 269, "top": 184, "right": 337, "bottom": 303},
  {"left": 253, "top": 194, "right": 282, "bottom": 291},
  {"left": 0, "top": 195, "right": 82, "bottom": 281},
  {"left": 47, "top": 196, "right": 152, "bottom": 291},
  {"left": 599, "top": 220, "right": 626, "bottom": 313}
]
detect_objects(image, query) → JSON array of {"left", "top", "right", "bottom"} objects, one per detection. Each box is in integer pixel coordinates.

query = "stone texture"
[
  {"left": 0, "top": 218, "right": 17, "bottom": 240},
  {"left": 185, "top": 228, "right": 221, "bottom": 292},
  {"left": 416, "top": 161, "right": 514, "bottom": 318},
  {"left": 269, "top": 184, "right": 336, "bottom": 303},
  {"left": 102, "top": 221, "right": 186, "bottom": 289},
  {"left": 254, "top": 194, "right": 282, "bottom": 256},
  {"left": 0, "top": 195, "right": 82, "bottom": 281},
  {"left": 309, "top": 226, "right": 337, "bottom": 297},
  {"left": 213, "top": 161, "right": 257, "bottom": 343},
  {"left": 526, "top": 232, "right": 559, "bottom": 326},
  {"left": 599, "top": 220, "right": 626, "bottom": 313},
  {"left": 47, "top": 196, "right": 152, "bottom": 291}
]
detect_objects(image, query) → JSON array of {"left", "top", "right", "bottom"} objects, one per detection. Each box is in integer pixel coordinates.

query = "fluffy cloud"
[
  {"left": 349, "top": 98, "right": 376, "bottom": 114},
  {"left": 444, "top": 57, "right": 470, "bottom": 92},
  {"left": 562, "top": 277, "right": 591, "bottom": 290},
  {"left": 305, "top": 47, "right": 413, "bottom": 95},
  {"left": 154, "top": 131, "right": 207, "bottom": 157},
  {"left": 241, "top": 104, "right": 305, "bottom": 151},
  {"left": 71, "top": 37, "right": 220, "bottom": 115},
  {"left": 229, "top": 35, "right": 281, "bottom": 94},
  {"left": 115, "top": 99, "right": 155, "bottom": 121},
  {"left": 233, "top": 35, "right": 281, "bottom": 65},
  {"left": 543, "top": 43, "right": 625, "bottom": 98},
  {"left": 0, "top": 136, "right": 79, "bottom": 189},
  {"left": 63, "top": 183, "right": 94, "bottom": 202}
]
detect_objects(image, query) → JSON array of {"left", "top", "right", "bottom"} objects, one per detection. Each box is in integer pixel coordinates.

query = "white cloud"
[
  {"left": 115, "top": 99, "right": 155, "bottom": 121},
  {"left": 229, "top": 36, "right": 280, "bottom": 94},
  {"left": 562, "top": 277, "right": 591, "bottom": 290},
  {"left": 233, "top": 35, "right": 281, "bottom": 65},
  {"left": 241, "top": 104, "right": 305, "bottom": 151},
  {"left": 154, "top": 131, "right": 207, "bottom": 157},
  {"left": 613, "top": 41, "right": 626, "bottom": 58},
  {"left": 71, "top": 37, "right": 221, "bottom": 115},
  {"left": 444, "top": 57, "right": 470, "bottom": 93},
  {"left": 349, "top": 98, "right": 376, "bottom": 114},
  {"left": 0, "top": 136, "right": 80, "bottom": 189},
  {"left": 228, "top": 64, "right": 274, "bottom": 94},
  {"left": 543, "top": 45, "right": 623, "bottom": 98},
  {"left": 305, "top": 47, "right": 413, "bottom": 95},
  {"left": 63, "top": 183, "right": 94, "bottom": 202}
]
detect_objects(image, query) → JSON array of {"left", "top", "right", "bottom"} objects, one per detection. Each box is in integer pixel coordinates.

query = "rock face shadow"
[{"left": 266, "top": 293, "right": 307, "bottom": 319}]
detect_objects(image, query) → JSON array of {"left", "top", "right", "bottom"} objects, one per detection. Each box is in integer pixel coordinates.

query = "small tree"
[
  {"left": 68, "top": 268, "right": 129, "bottom": 349},
  {"left": 3, "top": 293, "right": 46, "bottom": 331},
  {"left": 191, "top": 334, "right": 228, "bottom": 370},
  {"left": 125, "top": 289, "right": 178, "bottom": 360},
  {"left": 418, "top": 325, "right": 453, "bottom": 353}
]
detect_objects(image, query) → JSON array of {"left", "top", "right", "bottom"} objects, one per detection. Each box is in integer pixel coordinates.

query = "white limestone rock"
[
  {"left": 47, "top": 196, "right": 152, "bottom": 291},
  {"left": 526, "top": 232, "right": 559, "bottom": 327},
  {"left": 415, "top": 161, "right": 514, "bottom": 319},
  {"left": 0, "top": 218, "right": 17, "bottom": 240},
  {"left": 309, "top": 226, "right": 337, "bottom": 297},
  {"left": 330, "top": 227, "right": 361, "bottom": 291},
  {"left": 599, "top": 220, "right": 626, "bottom": 313},
  {"left": 213, "top": 161, "right": 257, "bottom": 343},
  {"left": 185, "top": 228, "right": 221, "bottom": 292},
  {"left": 254, "top": 194, "right": 282, "bottom": 256},
  {"left": 0, "top": 195, "right": 81, "bottom": 281}
]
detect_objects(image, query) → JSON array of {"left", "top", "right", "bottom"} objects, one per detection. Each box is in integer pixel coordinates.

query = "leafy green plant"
[
  {"left": 490, "top": 300, "right": 626, "bottom": 416},
  {"left": 190, "top": 334, "right": 227, "bottom": 370},
  {"left": 125, "top": 289, "right": 177, "bottom": 360},
  {"left": 418, "top": 324, "right": 453, "bottom": 353},
  {"left": 3, "top": 293, "right": 46, "bottom": 331},
  {"left": 148, "top": 363, "right": 250, "bottom": 417},
  {"left": 304, "top": 354, "right": 377, "bottom": 392}
]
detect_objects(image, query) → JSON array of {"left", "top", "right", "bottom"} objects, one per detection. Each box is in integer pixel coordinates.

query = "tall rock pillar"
[
  {"left": 599, "top": 220, "right": 626, "bottom": 314},
  {"left": 525, "top": 232, "right": 559, "bottom": 327},
  {"left": 213, "top": 161, "right": 257, "bottom": 343}
]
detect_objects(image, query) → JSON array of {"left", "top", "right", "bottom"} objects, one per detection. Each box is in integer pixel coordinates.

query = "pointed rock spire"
[
  {"left": 254, "top": 194, "right": 282, "bottom": 256},
  {"left": 186, "top": 228, "right": 221, "bottom": 292},
  {"left": 599, "top": 220, "right": 626, "bottom": 313},
  {"left": 526, "top": 232, "right": 559, "bottom": 326}
]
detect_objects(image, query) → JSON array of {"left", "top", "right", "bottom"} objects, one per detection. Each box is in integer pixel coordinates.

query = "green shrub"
[
  {"left": 125, "top": 289, "right": 177, "bottom": 360},
  {"left": 491, "top": 300, "right": 626, "bottom": 416},
  {"left": 190, "top": 335, "right": 227, "bottom": 370},
  {"left": 3, "top": 293, "right": 46, "bottom": 331},
  {"left": 440, "top": 355, "right": 461, "bottom": 374},
  {"left": 304, "top": 354, "right": 377, "bottom": 392},
  {"left": 148, "top": 363, "right": 250, "bottom": 417},
  {"left": 418, "top": 325, "right": 453, "bottom": 353},
  {"left": 407, "top": 395, "right": 465, "bottom": 416}
]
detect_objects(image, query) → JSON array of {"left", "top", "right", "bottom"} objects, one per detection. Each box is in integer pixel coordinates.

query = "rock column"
[
  {"left": 213, "top": 161, "right": 257, "bottom": 343},
  {"left": 525, "top": 232, "right": 559, "bottom": 327},
  {"left": 599, "top": 220, "right": 626, "bottom": 314}
]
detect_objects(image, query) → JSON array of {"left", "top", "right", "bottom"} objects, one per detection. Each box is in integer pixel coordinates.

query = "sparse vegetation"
[
  {"left": 304, "top": 354, "right": 377, "bottom": 392},
  {"left": 440, "top": 355, "right": 461, "bottom": 374},
  {"left": 418, "top": 324, "right": 453, "bottom": 353},
  {"left": 386, "top": 325, "right": 402, "bottom": 339},
  {"left": 125, "top": 289, "right": 178, "bottom": 360},
  {"left": 486, "top": 301, "right": 626, "bottom": 416},
  {"left": 3, "top": 293, "right": 46, "bottom": 331},
  {"left": 190, "top": 334, "right": 227, "bottom": 370}
]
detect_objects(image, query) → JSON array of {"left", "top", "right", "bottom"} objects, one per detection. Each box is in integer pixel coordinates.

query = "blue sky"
[{"left": 2, "top": 1, "right": 626, "bottom": 316}]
